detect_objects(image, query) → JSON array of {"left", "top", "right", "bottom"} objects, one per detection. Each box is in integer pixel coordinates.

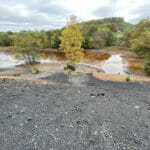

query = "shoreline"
[{"left": 0, "top": 61, "right": 150, "bottom": 82}]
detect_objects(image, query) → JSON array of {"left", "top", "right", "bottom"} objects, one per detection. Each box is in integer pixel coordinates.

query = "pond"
[
  {"left": 0, "top": 50, "right": 143, "bottom": 75},
  {"left": 100, "top": 54, "right": 128, "bottom": 75}
]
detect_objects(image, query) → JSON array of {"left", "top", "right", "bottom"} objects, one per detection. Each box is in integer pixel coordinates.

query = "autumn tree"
[
  {"left": 90, "top": 28, "right": 111, "bottom": 49},
  {"left": 37, "top": 30, "right": 49, "bottom": 48},
  {"left": 59, "top": 15, "right": 84, "bottom": 70},
  {"left": 129, "top": 19, "right": 150, "bottom": 75},
  {"left": 13, "top": 32, "right": 42, "bottom": 64},
  {"left": 130, "top": 19, "right": 150, "bottom": 56},
  {"left": 0, "top": 32, "right": 15, "bottom": 46},
  {"left": 51, "top": 29, "right": 61, "bottom": 49},
  {"left": 82, "top": 25, "right": 97, "bottom": 49},
  {"left": 131, "top": 31, "right": 150, "bottom": 56}
]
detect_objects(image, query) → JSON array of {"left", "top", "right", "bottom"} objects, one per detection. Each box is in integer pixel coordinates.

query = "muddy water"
[
  {"left": 0, "top": 50, "right": 143, "bottom": 75},
  {"left": 100, "top": 54, "right": 128, "bottom": 75}
]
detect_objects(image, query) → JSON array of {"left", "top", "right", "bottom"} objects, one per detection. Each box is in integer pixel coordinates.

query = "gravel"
[{"left": 0, "top": 73, "right": 150, "bottom": 150}]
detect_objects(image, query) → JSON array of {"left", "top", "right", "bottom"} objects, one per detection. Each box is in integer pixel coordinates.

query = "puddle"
[{"left": 100, "top": 54, "right": 128, "bottom": 75}]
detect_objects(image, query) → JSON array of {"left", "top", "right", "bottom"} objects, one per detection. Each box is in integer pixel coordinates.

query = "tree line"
[
  {"left": 0, "top": 29, "right": 61, "bottom": 49},
  {"left": 0, "top": 17, "right": 133, "bottom": 49}
]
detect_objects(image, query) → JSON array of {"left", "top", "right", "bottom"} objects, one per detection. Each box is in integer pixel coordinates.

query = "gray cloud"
[
  {"left": 93, "top": 0, "right": 150, "bottom": 24},
  {"left": 0, "top": 0, "right": 150, "bottom": 31},
  {"left": 0, "top": 0, "right": 70, "bottom": 31},
  {"left": 129, "top": 3, "right": 150, "bottom": 23},
  {"left": 93, "top": 5, "right": 114, "bottom": 18}
]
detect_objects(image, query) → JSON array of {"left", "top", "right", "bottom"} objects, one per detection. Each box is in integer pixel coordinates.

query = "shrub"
[
  {"left": 144, "top": 57, "right": 150, "bottom": 75},
  {"left": 126, "top": 76, "right": 130, "bottom": 82},
  {"left": 64, "top": 66, "right": 67, "bottom": 70},
  {"left": 13, "top": 32, "right": 42, "bottom": 65},
  {"left": 32, "top": 67, "right": 39, "bottom": 74},
  {"left": 64, "top": 64, "right": 75, "bottom": 71}
]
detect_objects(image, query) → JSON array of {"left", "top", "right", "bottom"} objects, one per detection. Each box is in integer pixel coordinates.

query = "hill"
[{"left": 82, "top": 17, "right": 134, "bottom": 33}]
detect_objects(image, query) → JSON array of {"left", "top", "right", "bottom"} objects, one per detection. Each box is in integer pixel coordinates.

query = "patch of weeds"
[
  {"left": 144, "top": 57, "right": 150, "bottom": 75},
  {"left": 64, "top": 64, "right": 75, "bottom": 71},
  {"left": 126, "top": 76, "right": 130, "bottom": 82},
  {"left": 32, "top": 67, "right": 39, "bottom": 74},
  {"left": 64, "top": 66, "right": 67, "bottom": 70}
]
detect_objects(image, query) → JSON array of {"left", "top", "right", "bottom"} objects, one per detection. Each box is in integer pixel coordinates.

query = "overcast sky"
[{"left": 0, "top": 0, "right": 150, "bottom": 31}]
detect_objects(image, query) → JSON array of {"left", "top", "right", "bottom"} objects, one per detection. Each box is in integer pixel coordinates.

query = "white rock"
[{"left": 134, "top": 106, "right": 139, "bottom": 109}]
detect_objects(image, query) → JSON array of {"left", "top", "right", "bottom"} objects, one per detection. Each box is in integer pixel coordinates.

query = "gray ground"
[{"left": 0, "top": 73, "right": 150, "bottom": 150}]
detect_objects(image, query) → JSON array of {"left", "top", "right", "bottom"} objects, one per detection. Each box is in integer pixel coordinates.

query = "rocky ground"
[{"left": 0, "top": 73, "right": 150, "bottom": 150}]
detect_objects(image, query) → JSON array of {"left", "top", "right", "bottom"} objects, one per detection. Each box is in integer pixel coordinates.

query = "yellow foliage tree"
[{"left": 59, "top": 15, "right": 84, "bottom": 70}]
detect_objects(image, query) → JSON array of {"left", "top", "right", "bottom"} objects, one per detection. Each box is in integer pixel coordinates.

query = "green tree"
[
  {"left": 129, "top": 19, "right": 150, "bottom": 75},
  {"left": 144, "top": 57, "right": 150, "bottom": 75},
  {"left": 90, "top": 27, "right": 112, "bottom": 49},
  {"left": 131, "top": 31, "right": 150, "bottom": 56},
  {"left": 131, "top": 31, "right": 150, "bottom": 75},
  {"left": 13, "top": 32, "right": 42, "bottom": 64},
  {"left": 106, "top": 23, "right": 117, "bottom": 32},
  {"left": 37, "top": 30, "right": 49, "bottom": 48},
  {"left": 51, "top": 30, "right": 61, "bottom": 49},
  {"left": 129, "top": 19, "right": 150, "bottom": 52},
  {"left": 0, "top": 32, "right": 14, "bottom": 46},
  {"left": 82, "top": 25, "right": 97, "bottom": 49}
]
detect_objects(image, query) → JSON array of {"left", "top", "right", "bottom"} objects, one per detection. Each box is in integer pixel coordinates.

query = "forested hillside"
[
  {"left": 81, "top": 17, "right": 134, "bottom": 49},
  {"left": 83, "top": 17, "right": 133, "bottom": 32}
]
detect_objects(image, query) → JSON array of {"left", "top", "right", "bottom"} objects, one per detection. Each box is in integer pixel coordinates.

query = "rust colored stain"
[{"left": 84, "top": 52, "right": 110, "bottom": 62}]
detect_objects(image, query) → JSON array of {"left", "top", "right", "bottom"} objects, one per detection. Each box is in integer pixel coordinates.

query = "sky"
[{"left": 0, "top": 0, "right": 150, "bottom": 32}]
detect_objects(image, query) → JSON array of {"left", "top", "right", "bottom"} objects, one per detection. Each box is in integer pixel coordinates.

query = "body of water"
[
  {"left": 100, "top": 54, "right": 128, "bottom": 75},
  {"left": 0, "top": 50, "right": 141, "bottom": 75}
]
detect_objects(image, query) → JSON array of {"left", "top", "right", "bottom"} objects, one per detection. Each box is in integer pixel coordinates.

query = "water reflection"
[{"left": 100, "top": 54, "right": 128, "bottom": 75}]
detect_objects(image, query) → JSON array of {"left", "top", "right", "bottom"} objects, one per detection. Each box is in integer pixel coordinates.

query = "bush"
[
  {"left": 126, "top": 76, "right": 130, "bottom": 82},
  {"left": 64, "top": 64, "right": 76, "bottom": 71},
  {"left": 32, "top": 67, "right": 39, "bottom": 74},
  {"left": 144, "top": 57, "right": 150, "bottom": 75},
  {"left": 64, "top": 66, "right": 67, "bottom": 70},
  {"left": 13, "top": 32, "right": 42, "bottom": 65}
]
